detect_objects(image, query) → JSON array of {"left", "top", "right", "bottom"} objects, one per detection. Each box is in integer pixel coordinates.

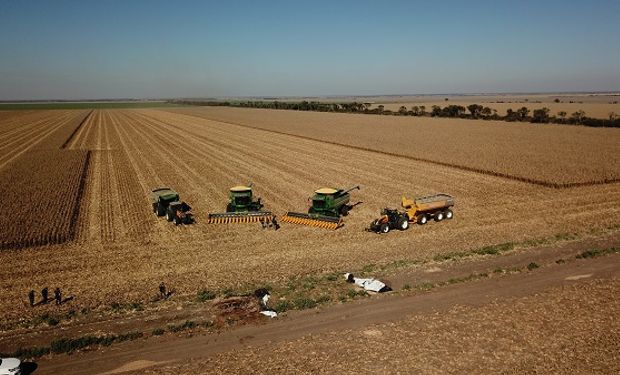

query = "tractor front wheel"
[
  {"left": 398, "top": 215, "right": 409, "bottom": 230},
  {"left": 380, "top": 223, "right": 390, "bottom": 233}
]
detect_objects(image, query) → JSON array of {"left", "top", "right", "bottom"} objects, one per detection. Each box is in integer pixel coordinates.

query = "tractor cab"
[
  {"left": 166, "top": 201, "right": 194, "bottom": 225},
  {"left": 226, "top": 185, "right": 263, "bottom": 212},
  {"left": 151, "top": 187, "right": 180, "bottom": 216}
]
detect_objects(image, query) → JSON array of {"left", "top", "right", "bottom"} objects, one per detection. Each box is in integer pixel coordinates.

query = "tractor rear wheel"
[
  {"left": 380, "top": 223, "right": 390, "bottom": 233},
  {"left": 398, "top": 215, "right": 409, "bottom": 230},
  {"left": 445, "top": 209, "right": 454, "bottom": 219},
  {"left": 417, "top": 214, "right": 428, "bottom": 225},
  {"left": 434, "top": 211, "right": 445, "bottom": 222}
]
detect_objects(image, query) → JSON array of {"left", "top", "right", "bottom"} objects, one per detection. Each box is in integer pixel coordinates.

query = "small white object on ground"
[
  {"left": 260, "top": 310, "right": 278, "bottom": 318},
  {"left": 344, "top": 273, "right": 389, "bottom": 292},
  {"left": 261, "top": 293, "right": 270, "bottom": 307}
]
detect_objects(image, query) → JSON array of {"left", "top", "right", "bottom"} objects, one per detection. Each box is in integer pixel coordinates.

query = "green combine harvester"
[
  {"left": 281, "top": 185, "right": 361, "bottom": 230},
  {"left": 207, "top": 184, "right": 274, "bottom": 224}
]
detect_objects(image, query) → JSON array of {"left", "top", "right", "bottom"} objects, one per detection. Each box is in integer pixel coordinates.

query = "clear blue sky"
[{"left": 1, "top": 0, "right": 619, "bottom": 100}]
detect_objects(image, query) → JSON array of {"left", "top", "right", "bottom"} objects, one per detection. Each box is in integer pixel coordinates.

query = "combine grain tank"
[{"left": 401, "top": 194, "right": 454, "bottom": 225}]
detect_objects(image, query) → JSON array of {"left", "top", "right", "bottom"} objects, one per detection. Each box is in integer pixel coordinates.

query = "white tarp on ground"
[
  {"left": 260, "top": 310, "right": 278, "bottom": 318},
  {"left": 344, "top": 273, "right": 388, "bottom": 293}
]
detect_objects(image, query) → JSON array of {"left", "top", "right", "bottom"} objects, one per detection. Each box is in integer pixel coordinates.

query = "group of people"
[
  {"left": 259, "top": 216, "right": 280, "bottom": 230},
  {"left": 28, "top": 287, "right": 63, "bottom": 307}
]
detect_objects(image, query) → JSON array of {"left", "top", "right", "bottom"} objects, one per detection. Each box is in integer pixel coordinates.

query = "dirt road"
[{"left": 36, "top": 251, "right": 620, "bottom": 375}]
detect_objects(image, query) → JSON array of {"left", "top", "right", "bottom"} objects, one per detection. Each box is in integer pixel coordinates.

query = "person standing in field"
[
  {"left": 41, "top": 287, "right": 49, "bottom": 304},
  {"left": 28, "top": 290, "right": 35, "bottom": 307},
  {"left": 159, "top": 282, "right": 167, "bottom": 299},
  {"left": 54, "top": 287, "right": 62, "bottom": 305}
]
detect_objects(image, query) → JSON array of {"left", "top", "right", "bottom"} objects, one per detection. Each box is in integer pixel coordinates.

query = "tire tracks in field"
[
  {"left": 106, "top": 111, "right": 157, "bottom": 241},
  {"left": 0, "top": 112, "right": 75, "bottom": 168},
  {"left": 128, "top": 111, "right": 297, "bottom": 210},
  {"left": 171, "top": 109, "right": 620, "bottom": 189},
  {"left": 0, "top": 110, "right": 52, "bottom": 139},
  {"left": 137, "top": 110, "right": 524, "bottom": 215},
  {"left": 132, "top": 110, "right": 347, "bottom": 211},
  {"left": 63, "top": 110, "right": 94, "bottom": 149},
  {"left": 99, "top": 111, "right": 119, "bottom": 242}
]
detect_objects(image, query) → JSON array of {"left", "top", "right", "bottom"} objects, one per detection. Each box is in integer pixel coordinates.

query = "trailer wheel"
[
  {"left": 417, "top": 215, "right": 428, "bottom": 225},
  {"left": 380, "top": 223, "right": 390, "bottom": 233},
  {"left": 434, "top": 211, "right": 445, "bottom": 222},
  {"left": 398, "top": 216, "right": 409, "bottom": 230},
  {"left": 445, "top": 209, "right": 454, "bottom": 219}
]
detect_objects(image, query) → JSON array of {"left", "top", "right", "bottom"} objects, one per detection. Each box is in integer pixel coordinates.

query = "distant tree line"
[{"left": 169, "top": 100, "right": 620, "bottom": 128}]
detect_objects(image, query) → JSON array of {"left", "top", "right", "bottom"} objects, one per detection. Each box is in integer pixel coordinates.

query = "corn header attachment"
[
  {"left": 280, "top": 212, "right": 342, "bottom": 230},
  {"left": 207, "top": 211, "right": 274, "bottom": 224}
]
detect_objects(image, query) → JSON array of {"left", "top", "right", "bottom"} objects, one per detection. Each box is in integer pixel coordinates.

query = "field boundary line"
[
  {"left": 61, "top": 110, "right": 93, "bottom": 149},
  {"left": 67, "top": 150, "right": 92, "bottom": 242},
  {"left": 173, "top": 111, "right": 620, "bottom": 189}
]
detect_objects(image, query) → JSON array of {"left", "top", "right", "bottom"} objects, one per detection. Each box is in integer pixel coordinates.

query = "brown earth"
[
  {"left": 31, "top": 248, "right": 620, "bottom": 375},
  {"left": 0, "top": 108, "right": 618, "bottom": 375},
  {"left": 165, "top": 106, "right": 620, "bottom": 185},
  {"left": 0, "top": 109, "right": 619, "bottom": 329}
]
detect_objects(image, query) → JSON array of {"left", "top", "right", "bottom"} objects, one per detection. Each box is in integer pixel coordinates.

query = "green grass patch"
[
  {"left": 168, "top": 320, "right": 197, "bottom": 333},
  {"left": 576, "top": 247, "right": 619, "bottom": 259},
  {"left": 152, "top": 328, "right": 165, "bottom": 336},
  {"left": 527, "top": 262, "right": 540, "bottom": 270},
  {"left": 196, "top": 289, "right": 217, "bottom": 302},
  {"left": 49, "top": 331, "right": 143, "bottom": 354}
]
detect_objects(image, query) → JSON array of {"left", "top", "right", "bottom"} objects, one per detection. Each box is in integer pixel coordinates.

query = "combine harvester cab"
[
  {"left": 282, "top": 186, "right": 361, "bottom": 230},
  {"left": 402, "top": 193, "right": 455, "bottom": 225},
  {"left": 207, "top": 185, "right": 274, "bottom": 224}
]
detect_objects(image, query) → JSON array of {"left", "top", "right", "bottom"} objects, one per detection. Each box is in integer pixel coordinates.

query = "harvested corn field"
[
  {"left": 0, "top": 108, "right": 618, "bottom": 325},
  {"left": 166, "top": 106, "right": 620, "bottom": 186},
  {"left": 0, "top": 108, "right": 619, "bottom": 375}
]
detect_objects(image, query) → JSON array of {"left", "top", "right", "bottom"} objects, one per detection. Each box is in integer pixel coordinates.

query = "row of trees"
[{"left": 170, "top": 100, "right": 620, "bottom": 128}]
